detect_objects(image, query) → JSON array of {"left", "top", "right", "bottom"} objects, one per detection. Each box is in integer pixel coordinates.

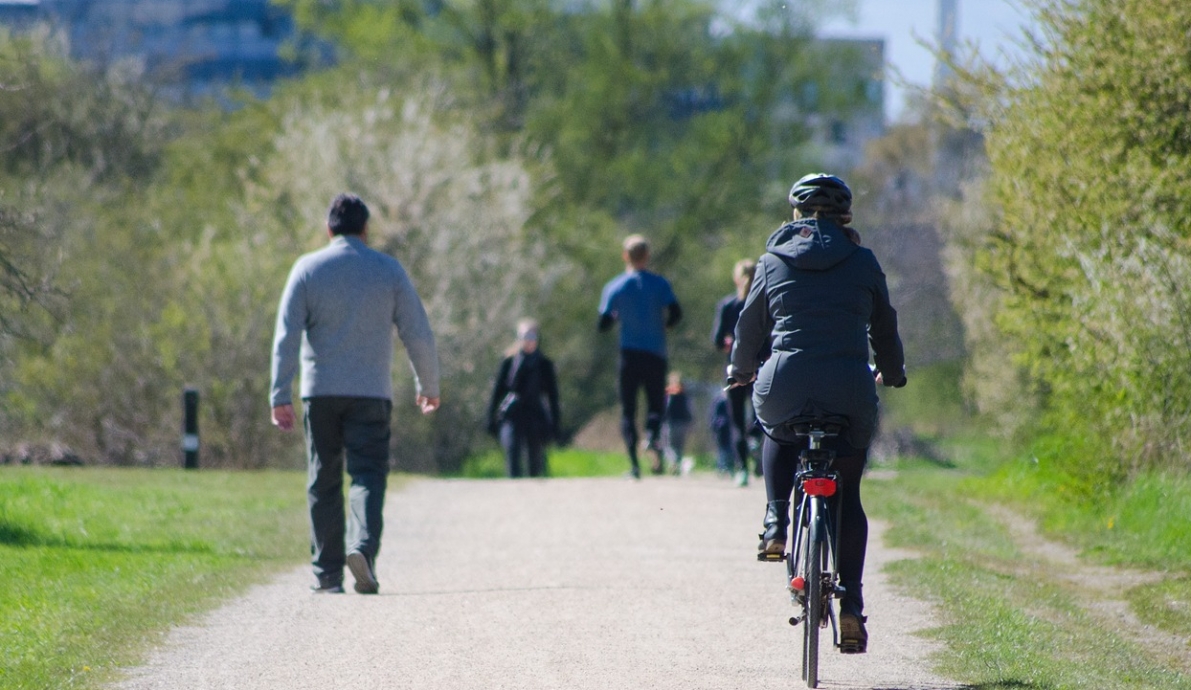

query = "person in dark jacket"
[
  {"left": 487, "top": 319, "right": 561, "bottom": 478},
  {"left": 662, "top": 371, "right": 693, "bottom": 474},
  {"left": 711, "top": 258, "right": 763, "bottom": 486},
  {"left": 729, "top": 173, "right": 906, "bottom": 654}
]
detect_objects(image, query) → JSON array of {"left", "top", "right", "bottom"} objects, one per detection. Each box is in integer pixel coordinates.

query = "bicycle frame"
[{"left": 785, "top": 426, "right": 844, "bottom": 688}]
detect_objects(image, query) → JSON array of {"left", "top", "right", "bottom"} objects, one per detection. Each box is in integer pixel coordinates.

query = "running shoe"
[{"left": 347, "top": 551, "right": 379, "bottom": 595}]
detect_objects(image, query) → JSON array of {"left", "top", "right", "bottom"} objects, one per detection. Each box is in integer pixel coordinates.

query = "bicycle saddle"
[{"left": 783, "top": 415, "right": 850, "bottom": 437}]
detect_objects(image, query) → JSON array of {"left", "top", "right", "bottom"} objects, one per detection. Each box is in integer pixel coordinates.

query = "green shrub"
[{"left": 969, "top": 0, "right": 1191, "bottom": 487}]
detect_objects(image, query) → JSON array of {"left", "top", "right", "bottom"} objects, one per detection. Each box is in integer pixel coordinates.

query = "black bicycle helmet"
[{"left": 788, "top": 173, "right": 852, "bottom": 213}]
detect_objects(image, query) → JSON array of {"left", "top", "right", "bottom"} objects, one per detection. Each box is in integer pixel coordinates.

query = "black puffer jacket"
[{"left": 729, "top": 218, "right": 905, "bottom": 448}]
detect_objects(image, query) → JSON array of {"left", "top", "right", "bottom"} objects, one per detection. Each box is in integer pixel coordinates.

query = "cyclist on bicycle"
[{"left": 728, "top": 173, "right": 906, "bottom": 653}]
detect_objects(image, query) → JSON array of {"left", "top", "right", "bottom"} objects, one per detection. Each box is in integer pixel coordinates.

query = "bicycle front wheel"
[{"left": 802, "top": 510, "right": 826, "bottom": 688}]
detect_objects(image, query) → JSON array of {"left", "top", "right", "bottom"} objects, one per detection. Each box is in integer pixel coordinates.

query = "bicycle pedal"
[
  {"left": 756, "top": 552, "right": 786, "bottom": 562},
  {"left": 839, "top": 640, "right": 866, "bottom": 654}
]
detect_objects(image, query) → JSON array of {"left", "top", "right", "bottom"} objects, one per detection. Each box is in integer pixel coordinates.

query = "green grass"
[
  {"left": 967, "top": 454, "right": 1191, "bottom": 644},
  {"left": 865, "top": 442, "right": 1191, "bottom": 688},
  {"left": 8, "top": 430, "right": 1191, "bottom": 689},
  {"left": 0, "top": 466, "right": 309, "bottom": 690},
  {"left": 455, "top": 447, "right": 656, "bottom": 478},
  {"left": 879, "top": 358, "right": 972, "bottom": 436},
  {"left": 1126, "top": 575, "right": 1191, "bottom": 638}
]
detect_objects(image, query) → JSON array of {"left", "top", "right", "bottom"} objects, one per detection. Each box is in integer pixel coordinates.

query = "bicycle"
[{"left": 758, "top": 415, "right": 851, "bottom": 689}]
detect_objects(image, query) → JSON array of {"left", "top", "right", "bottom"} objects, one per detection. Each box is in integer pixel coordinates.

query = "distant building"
[
  {"left": 0, "top": 1, "right": 39, "bottom": 27},
  {"left": 796, "top": 38, "right": 886, "bottom": 173},
  {"left": 666, "top": 36, "right": 886, "bottom": 175},
  {"left": 0, "top": 0, "right": 305, "bottom": 98}
]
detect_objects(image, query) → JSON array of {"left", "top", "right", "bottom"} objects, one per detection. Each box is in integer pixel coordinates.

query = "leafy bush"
[{"left": 944, "top": 0, "right": 1191, "bottom": 487}]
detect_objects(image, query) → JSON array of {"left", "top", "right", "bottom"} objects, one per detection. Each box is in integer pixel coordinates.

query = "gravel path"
[{"left": 115, "top": 475, "right": 964, "bottom": 690}]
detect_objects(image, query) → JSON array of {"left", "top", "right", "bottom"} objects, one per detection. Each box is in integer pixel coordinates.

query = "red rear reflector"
[
  {"left": 803, "top": 478, "right": 837, "bottom": 497},
  {"left": 791, "top": 576, "right": 806, "bottom": 591}
]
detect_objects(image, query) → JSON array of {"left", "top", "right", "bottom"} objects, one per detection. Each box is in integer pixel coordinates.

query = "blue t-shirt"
[{"left": 598, "top": 270, "right": 677, "bottom": 358}]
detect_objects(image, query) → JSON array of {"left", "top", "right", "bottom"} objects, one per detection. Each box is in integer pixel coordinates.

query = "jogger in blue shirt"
[{"left": 598, "top": 235, "right": 682, "bottom": 478}]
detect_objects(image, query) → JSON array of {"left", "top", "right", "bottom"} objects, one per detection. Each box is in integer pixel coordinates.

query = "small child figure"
[{"left": 663, "top": 371, "right": 693, "bottom": 474}]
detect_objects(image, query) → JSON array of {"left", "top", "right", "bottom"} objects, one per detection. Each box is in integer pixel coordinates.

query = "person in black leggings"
[
  {"left": 598, "top": 235, "right": 682, "bottom": 478},
  {"left": 729, "top": 173, "right": 905, "bottom": 653},
  {"left": 762, "top": 436, "right": 868, "bottom": 615}
]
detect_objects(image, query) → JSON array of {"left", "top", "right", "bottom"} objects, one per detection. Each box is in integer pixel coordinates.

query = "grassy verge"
[
  {"left": 973, "top": 455, "right": 1191, "bottom": 644},
  {"left": 0, "top": 466, "right": 309, "bottom": 690},
  {"left": 979, "top": 460, "right": 1191, "bottom": 570},
  {"left": 865, "top": 437, "right": 1191, "bottom": 688},
  {"left": 878, "top": 358, "right": 971, "bottom": 436},
  {"left": 455, "top": 446, "right": 707, "bottom": 478}
]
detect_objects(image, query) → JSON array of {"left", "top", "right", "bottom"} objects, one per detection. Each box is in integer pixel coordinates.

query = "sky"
[{"left": 818, "top": 0, "right": 1035, "bottom": 122}]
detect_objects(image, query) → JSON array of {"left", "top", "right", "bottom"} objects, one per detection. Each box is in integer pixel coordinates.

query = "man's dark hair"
[{"left": 327, "top": 193, "right": 370, "bottom": 236}]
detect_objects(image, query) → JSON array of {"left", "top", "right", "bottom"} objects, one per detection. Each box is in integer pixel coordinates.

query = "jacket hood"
[{"left": 765, "top": 219, "right": 858, "bottom": 271}]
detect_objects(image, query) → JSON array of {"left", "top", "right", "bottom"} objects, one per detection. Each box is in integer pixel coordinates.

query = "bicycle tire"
[{"left": 803, "top": 504, "right": 825, "bottom": 688}]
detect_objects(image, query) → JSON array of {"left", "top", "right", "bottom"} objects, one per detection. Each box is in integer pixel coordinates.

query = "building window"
[{"left": 829, "top": 120, "right": 847, "bottom": 144}]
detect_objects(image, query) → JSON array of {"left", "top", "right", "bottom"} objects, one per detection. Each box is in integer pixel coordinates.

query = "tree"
[
  {"left": 952, "top": 0, "right": 1191, "bottom": 486},
  {"left": 239, "top": 73, "right": 556, "bottom": 471},
  {"left": 0, "top": 28, "right": 172, "bottom": 459},
  {"left": 1, "top": 1, "right": 884, "bottom": 469}
]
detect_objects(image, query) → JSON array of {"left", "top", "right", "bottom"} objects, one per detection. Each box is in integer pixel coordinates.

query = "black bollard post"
[{"left": 182, "top": 387, "right": 199, "bottom": 469}]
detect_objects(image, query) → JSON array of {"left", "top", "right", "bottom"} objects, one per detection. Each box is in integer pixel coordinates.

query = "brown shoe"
[
  {"left": 757, "top": 534, "right": 786, "bottom": 557},
  {"left": 839, "top": 613, "right": 868, "bottom": 654}
]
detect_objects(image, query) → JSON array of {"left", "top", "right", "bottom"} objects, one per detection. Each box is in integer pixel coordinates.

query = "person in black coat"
[
  {"left": 711, "top": 258, "right": 763, "bottom": 486},
  {"left": 729, "top": 173, "right": 906, "bottom": 653},
  {"left": 487, "top": 319, "right": 561, "bottom": 478}
]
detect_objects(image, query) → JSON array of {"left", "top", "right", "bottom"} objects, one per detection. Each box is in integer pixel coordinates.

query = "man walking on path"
[
  {"left": 598, "top": 234, "right": 682, "bottom": 478},
  {"left": 270, "top": 193, "right": 441, "bottom": 595}
]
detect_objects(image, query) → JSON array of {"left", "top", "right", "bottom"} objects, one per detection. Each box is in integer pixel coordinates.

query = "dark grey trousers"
[
  {"left": 303, "top": 396, "right": 391, "bottom": 585},
  {"left": 499, "top": 420, "right": 546, "bottom": 478}
]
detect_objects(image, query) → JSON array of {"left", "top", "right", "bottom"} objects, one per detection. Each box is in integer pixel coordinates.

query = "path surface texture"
[{"left": 116, "top": 475, "right": 964, "bottom": 690}]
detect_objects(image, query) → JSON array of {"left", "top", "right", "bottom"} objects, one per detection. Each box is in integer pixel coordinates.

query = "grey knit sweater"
[{"left": 270, "top": 235, "right": 440, "bottom": 406}]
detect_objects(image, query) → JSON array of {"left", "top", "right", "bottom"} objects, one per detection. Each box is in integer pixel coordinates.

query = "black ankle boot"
[
  {"left": 757, "top": 500, "right": 790, "bottom": 555},
  {"left": 839, "top": 582, "right": 864, "bottom": 617}
]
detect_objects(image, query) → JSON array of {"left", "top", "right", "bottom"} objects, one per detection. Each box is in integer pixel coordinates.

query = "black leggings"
[
  {"left": 618, "top": 349, "right": 667, "bottom": 463},
  {"left": 727, "top": 383, "right": 753, "bottom": 473},
  {"left": 762, "top": 435, "right": 868, "bottom": 595}
]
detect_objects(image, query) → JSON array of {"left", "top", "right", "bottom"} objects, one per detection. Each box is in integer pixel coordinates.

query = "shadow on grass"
[
  {"left": 0, "top": 519, "right": 214, "bottom": 554},
  {"left": 0, "top": 521, "right": 42, "bottom": 546}
]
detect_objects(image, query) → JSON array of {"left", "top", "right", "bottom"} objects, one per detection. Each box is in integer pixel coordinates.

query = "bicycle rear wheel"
[{"left": 802, "top": 511, "right": 826, "bottom": 688}]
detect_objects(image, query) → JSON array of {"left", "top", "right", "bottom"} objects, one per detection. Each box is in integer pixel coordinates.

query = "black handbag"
[
  {"left": 497, "top": 354, "right": 527, "bottom": 422},
  {"left": 497, "top": 391, "right": 520, "bottom": 421}
]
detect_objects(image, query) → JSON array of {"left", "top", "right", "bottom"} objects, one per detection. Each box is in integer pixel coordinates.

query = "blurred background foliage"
[
  {"left": 934, "top": 0, "right": 1191, "bottom": 497},
  {"left": 0, "top": 1, "right": 881, "bottom": 471},
  {"left": 4, "top": 0, "right": 1191, "bottom": 505}
]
